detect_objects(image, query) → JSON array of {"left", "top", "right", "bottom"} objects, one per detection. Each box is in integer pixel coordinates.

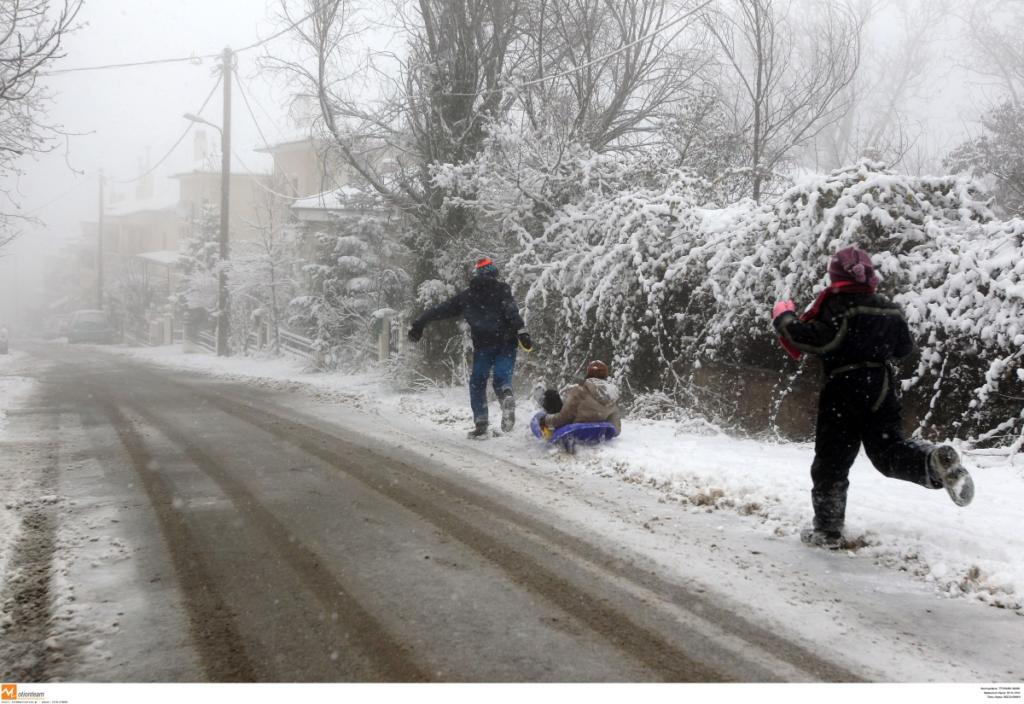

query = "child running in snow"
[
  {"left": 772, "top": 246, "right": 974, "bottom": 549},
  {"left": 408, "top": 257, "right": 533, "bottom": 439},
  {"left": 537, "top": 361, "right": 622, "bottom": 438}
]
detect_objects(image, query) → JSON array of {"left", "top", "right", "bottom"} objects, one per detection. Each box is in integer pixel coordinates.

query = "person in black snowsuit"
[
  {"left": 408, "top": 258, "right": 533, "bottom": 438},
  {"left": 772, "top": 246, "right": 974, "bottom": 549}
]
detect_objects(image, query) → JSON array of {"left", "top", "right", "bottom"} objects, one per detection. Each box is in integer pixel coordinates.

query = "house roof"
[
  {"left": 169, "top": 169, "right": 271, "bottom": 180},
  {"left": 47, "top": 295, "right": 72, "bottom": 312},
  {"left": 291, "top": 186, "right": 370, "bottom": 211},
  {"left": 105, "top": 195, "right": 178, "bottom": 218},
  {"left": 254, "top": 137, "right": 317, "bottom": 154},
  {"left": 135, "top": 250, "right": 181, "bottom": 266}
]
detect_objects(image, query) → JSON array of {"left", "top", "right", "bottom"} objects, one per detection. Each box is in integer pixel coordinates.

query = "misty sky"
[{"left": 14, "top": 0, "right": 296, "bottom": 249}]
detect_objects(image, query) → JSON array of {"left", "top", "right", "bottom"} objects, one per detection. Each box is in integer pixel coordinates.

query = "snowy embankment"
[
  {"left": 108, "top": 345, "right": 1024, "bottom": 615},
  {"left": 0, "top": 351, "right": 38, "bottom": 580}
]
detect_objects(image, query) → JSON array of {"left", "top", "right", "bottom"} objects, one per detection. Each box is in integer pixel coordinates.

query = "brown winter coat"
[{"left": 544, "top": 378, "right": 622, "bottom": 434}]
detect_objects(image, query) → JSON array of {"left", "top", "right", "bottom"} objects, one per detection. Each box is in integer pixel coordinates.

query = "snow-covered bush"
[
  {"left": 506, "top": 160, "right": 1024, "bottom": 446},
  {"left": 289, "top": 212, "right": 411, "bottom": 370}
]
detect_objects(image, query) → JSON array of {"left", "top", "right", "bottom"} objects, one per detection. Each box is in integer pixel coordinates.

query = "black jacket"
[
  {"left": 773, "top": 291, "right": 914, "bottom": 376},
  {"left": 414, "top": 273, "right": 526, "bottom": 347}
]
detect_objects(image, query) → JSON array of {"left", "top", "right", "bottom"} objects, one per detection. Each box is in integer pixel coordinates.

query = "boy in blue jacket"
[{"left": 409, "top": 258, "right": 533, "bottom": 438}]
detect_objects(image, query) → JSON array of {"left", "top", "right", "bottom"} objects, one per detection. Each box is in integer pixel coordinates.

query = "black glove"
[
  {"left": 517, "top": 331, "right": 534, "bottom": 351},
  {"left": 408, "top": 322, "right": 424, "bottom": 342}
]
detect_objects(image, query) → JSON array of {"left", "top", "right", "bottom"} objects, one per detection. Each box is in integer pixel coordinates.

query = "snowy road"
[{"left": 1, "top": 342, "right": 1022, "bottom": 683}]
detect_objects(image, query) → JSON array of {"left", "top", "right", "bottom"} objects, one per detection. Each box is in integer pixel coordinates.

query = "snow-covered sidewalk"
[
  {"left": 0, "top": 351, "right": 40, "bottom": 580},
  {"left": 106, "top": 344, "right": 1024, "bottom": 615}
]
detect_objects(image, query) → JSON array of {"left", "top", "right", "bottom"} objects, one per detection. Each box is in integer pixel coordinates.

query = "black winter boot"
[
  {"left": 468, "top": 421, "right": 489, "bottom": 439},
  {"left": 499, "top": 389, "right": 516, "bottom": 432},
  {"left": 800, "top": 527, "right": 844, "bottom": 550}
]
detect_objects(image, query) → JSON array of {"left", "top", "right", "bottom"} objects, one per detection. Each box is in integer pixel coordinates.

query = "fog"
[{"left": 1, "top": 0, "right": 292, "bottom": 324}]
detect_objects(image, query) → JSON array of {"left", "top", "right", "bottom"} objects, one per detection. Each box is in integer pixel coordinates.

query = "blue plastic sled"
[{"left": 530, "top": 411, "right": 618, "bottom": 453}]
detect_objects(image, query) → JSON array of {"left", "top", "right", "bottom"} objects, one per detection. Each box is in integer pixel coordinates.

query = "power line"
[
  {"left": 43, "top": 53, "right": 214, "bottom": 76},
  {"left": 233, "top": 67, "right": 306, "bottom": 201},
  {"left": 41, "top": 9, "right": 317, "bottom": 76},
  {"left": 113, "top": 74, "right": 223, "bottom": 185},
  {"left": 233, "top": 67, "right": 275, "bottom": 155},
  {"left": 21, "top": 176, "right": 93, "bottom": 216},
  {"left": 230, "top": 149, "right": 302, "bottom": 201},
  {"left": 235, "top": 64, "right": 288, "bottom": 142}
]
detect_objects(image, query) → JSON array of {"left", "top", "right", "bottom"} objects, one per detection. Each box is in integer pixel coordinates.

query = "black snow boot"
[
  {"left": 800, "top": 527, "right": 844, "bottom": 550},
  {"left": 928, "top": 445, "right": 975, "bottom": 507},
  {"left": 499, "top": 389, "right": 516, "bottom": 432},
  {"left": 468, "top": 421, "right": 489, "bottom": 439}
]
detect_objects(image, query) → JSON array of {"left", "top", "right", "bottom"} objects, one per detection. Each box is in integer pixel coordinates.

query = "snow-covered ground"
[
  {"left": 105, "top": 344, "right": 1024, "bottom": 617},
  {"left": 0, "top": 350, "right": 38, "bottom": 581}
]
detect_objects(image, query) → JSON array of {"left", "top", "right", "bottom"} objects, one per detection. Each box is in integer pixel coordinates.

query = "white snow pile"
[
  {"left": 500, "top": 160, "right": 1023, "bottom": 447},
  {"left": 110, "top": 346, "right": 1024, "bottom": 615},
  {"left": 589, "top": 418, "right": 1023, "bottom": 613}
]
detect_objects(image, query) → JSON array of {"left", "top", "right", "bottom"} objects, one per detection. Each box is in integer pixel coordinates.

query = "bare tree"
[
  {"left": 944, "top": 0, "right": 1024, "bottom": 215},
  {"left": 273, "top": 0, "right": 521, "bottom": 288},
  {"left": 703, "top": 0, "right": 863, "bottom": 201},
  {"left": 274, "top": 0, "right": 712, "bottom": 287},
  {"left": 958, "top": 0, "right": 1024, "bottom": 106},
  {"left": 810, "top": 0, "right": 949, "bottom": 172},
  {"left": 518, "top": 0, "right": 710, "bottom": 152},
  {"left": 0, "top": 0, "right": 82, "bottom": 248}
]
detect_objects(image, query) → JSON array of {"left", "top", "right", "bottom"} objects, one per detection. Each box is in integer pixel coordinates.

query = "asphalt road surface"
[{"left": 2, "top": 342, "right": 867, "bottom": 682}]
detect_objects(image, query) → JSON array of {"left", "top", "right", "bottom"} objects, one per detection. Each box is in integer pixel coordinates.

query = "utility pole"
[
  {"left": 216, "top": 46, "right": 232, "bottom": 356},
  {"left": 97, "top": 169, "right": 104, "bottom": 309}
]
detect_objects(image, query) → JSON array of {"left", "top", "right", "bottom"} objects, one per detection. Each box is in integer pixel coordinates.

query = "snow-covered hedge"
[{"left": 506, "top": 160, "right": 1024, "bottom": 447}]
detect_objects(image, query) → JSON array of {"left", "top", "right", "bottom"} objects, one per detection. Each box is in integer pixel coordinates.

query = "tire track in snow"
[
  {"left": 41, "top": 346, "right": 862, "bottom": 681},
  {"left": 120, "top": 399, "right": 430, "bottom": 682},
  {"left": 195, "top": 390, "right": 770, "bottom": 682},
  {"left": 88, "top": 398, "right": 258, "bottom": 682},
  {"left": 197, "top": 386, "right": 866, "bottom": 682}
]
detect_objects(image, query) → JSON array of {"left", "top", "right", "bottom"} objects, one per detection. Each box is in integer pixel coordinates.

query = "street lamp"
[
  {"left": 184, "top": 102, "right": 231, "bottom": 356},
  {"left": 183, "top": 113, "right": 220, "bottom": 133}
]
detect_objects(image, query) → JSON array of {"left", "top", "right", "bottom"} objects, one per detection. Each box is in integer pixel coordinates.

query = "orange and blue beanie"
[{"left": 475, "top": 257, "right": 498, "bottom": 276}]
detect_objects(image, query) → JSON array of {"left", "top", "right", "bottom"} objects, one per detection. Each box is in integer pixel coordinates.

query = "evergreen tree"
[{"left": 290, "top": 211, "right": 411, "bottom": 369}]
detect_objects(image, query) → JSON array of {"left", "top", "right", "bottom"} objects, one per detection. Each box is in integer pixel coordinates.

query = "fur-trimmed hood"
[{"left": 582, "top": 378, "right": 619, "bottom": 406}]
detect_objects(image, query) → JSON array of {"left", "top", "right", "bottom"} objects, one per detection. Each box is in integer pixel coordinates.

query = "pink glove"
[{"left": 772, "top": 300, "right": 796, "bottom": 320}]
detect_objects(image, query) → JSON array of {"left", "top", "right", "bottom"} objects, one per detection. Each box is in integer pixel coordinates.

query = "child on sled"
[{"left": 536, "top": 360, "right": 622, "bottom": 439}]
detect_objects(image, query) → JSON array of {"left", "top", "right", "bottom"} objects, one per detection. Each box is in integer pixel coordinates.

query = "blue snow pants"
[{"left": 470, "top": 342, "right": 517, "bottom": 424}]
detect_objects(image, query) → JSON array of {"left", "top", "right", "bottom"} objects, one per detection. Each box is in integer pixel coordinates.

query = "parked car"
[
  {"left": 67, "top": 310, "right": 115, "bottom": 344},
  {"left": 0, "top": 327, "right": 8, "bottom": 354}
]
